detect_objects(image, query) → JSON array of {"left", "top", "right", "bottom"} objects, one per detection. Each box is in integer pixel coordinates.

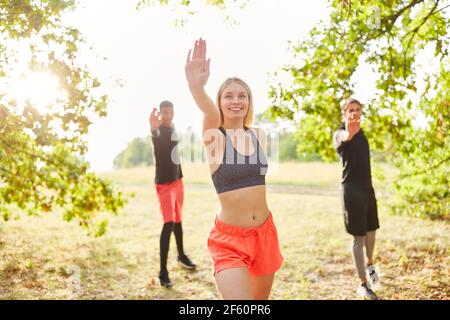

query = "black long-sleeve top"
[
  {"left": 333, "top": 124, "right": 373, "bottom": 188},
  {"left": 151, "top": 125, "right": 183, "bottom": 184}
]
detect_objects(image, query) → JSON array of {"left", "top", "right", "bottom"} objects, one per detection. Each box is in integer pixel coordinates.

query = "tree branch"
[
  {"left": 402, "top": 0, "right": 440, "bottom": 76},
  {"left": 0, "top": 133, "right": 72, "bottom": 171},
  {"left": 390, "top": 153, "right": 450, "bottom": 182},
  {"left": 383, "top": 0, "right": 426, "bottom": 27},
  {"left": 432, "top": 4, "right": 450, "bottom": 16}
]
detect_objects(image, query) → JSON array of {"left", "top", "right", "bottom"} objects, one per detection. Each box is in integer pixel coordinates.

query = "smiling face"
[
  {"left": 220, "top": 82, "right": 249, "bottom": 120},
  {"left": 216, "top": 78, "right": 253, "bottom": 127}
]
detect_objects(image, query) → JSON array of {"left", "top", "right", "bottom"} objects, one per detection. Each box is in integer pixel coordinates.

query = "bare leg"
[
  {"left": 250, "top": 273, "right": 275, "bottom": 300},
  {"left": 215, "top": 267, "right": 253, "bottom": 300}
]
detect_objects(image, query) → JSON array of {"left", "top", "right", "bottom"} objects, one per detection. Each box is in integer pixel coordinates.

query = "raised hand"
[
  {"left": 149, "top": 107, "right": 161, "bottom": 131},
  {"left": 345, "top": 112, "right": 360, "bottom": 140},
  {"left": 185, "top": 37, "right": 210, "bottom": 91}
]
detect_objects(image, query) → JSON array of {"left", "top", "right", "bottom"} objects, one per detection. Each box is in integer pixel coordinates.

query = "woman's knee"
[{"left": 215, "top": 267, "right": 253, "bottom": 300}]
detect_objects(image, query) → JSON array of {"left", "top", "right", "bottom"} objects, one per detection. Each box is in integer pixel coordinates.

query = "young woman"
[
  {"left": 185, "top": 38, "right": 283, "bottom": 300},
  {"left": 333, "top": 98, "right": 381, "bottom": 300}
]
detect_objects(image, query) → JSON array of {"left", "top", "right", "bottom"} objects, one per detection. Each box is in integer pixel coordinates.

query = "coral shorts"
[
  {"left": 207, "top": 213, "right": 283, "bottom": 276},
  {"left": 155, "top": 178, "right": 183, "bottom": 223}
]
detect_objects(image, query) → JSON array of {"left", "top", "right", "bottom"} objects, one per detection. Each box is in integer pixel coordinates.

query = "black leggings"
[{"left": 160, "top": 221, "right": 185, "bottom": 275}]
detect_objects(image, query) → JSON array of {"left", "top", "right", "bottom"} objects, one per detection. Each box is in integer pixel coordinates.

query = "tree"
[
  {"left": 0, "top": 0, "right": 127, "bottom": 235},
  {"left": 266, "top": 0, "right": 449, "bottom": 219},
  {"left": 113, "top": 137, "right": 154, "bottom": 169}
]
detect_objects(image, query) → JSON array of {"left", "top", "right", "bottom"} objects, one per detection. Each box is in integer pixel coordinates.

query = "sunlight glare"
[{"left": 9, "top": 71, "right": 65, "bottom": 114}]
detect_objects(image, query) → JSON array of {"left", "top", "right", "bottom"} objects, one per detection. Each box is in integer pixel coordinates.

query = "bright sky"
[{"left": 63, "top": 0, "right": 332, "bottom": 171}]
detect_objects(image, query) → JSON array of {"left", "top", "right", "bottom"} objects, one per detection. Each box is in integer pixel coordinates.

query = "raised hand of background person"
[
  {"left": 185, "top": 37, "right": 210, "bottom": 92},
  {"left": 149, "top": 107, "right": 162, "bottom": 131},
  {"left": 345, "top": 112, "right": 360, "bottom": 141}
]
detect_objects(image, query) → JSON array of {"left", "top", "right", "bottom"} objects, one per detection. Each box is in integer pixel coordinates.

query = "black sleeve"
[{"left": 151, "top": 129, "right": 159, "bottom": 145}]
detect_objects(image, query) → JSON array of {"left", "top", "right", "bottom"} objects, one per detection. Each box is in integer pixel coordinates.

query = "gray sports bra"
[{"left": 211, "top": 127, "right": 268, "bottom": 194}]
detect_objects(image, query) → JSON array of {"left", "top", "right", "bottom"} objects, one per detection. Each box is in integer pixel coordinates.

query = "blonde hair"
[
  {"left": 340, "top": 98, "right": 363, "bottom": 113},
  {"left": 216, "top": 77, "right": 254, "bottom": 127}
]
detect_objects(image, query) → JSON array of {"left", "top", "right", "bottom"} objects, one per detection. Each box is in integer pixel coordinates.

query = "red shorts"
[
  {"left": 207, "top": 213, "right": 283, "bottom": 276},
  {"left": 155, "top": 178, "right": 183, "bottom": 223}
]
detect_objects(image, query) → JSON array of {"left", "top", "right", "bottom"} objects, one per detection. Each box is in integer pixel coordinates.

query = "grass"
[
  {"left": 0, "top": 162, "right": 448, "bottom": 299},
  {"left": 102, "top": 161, "right": 396, "bottom": 188}
]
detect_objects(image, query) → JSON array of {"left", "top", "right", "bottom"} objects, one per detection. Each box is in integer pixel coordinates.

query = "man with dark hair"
[{"left": 149, "top": 100, "right": 196, "bottom": 288}]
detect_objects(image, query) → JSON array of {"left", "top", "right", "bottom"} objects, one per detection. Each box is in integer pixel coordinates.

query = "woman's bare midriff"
[{"left": 217, "top": 185, "right": 270, "bottom": 228}]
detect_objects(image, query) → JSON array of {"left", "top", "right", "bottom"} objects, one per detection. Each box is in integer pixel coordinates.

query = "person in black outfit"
[
  {"left": 149, "top": 100, "right": 196, "bottom": 288},
  {"left": 333, "top": 98, "right": 380, "bottom": 300}
]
